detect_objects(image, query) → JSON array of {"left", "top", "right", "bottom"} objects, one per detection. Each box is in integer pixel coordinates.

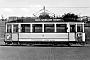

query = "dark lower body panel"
[{"left": 4, "top": 41, "right": 86, "bottom": 46}]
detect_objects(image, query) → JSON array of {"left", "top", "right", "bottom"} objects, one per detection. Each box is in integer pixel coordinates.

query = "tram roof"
[{"left": 7, "top": 18, "right": 84, "bottom": 23}]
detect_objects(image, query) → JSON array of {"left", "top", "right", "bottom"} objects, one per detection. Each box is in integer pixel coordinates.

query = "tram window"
[
  {"left": 21, "top": 24, "right": 30, "bottom": 33},
  {"left": 56, "top": 24, "right": 67, "bottom": 33},
  {"left": 32, "top": 24, "right": 42, "bottom": 33},
  {"left": 44, "top": 24, "right": 54, "bottom": 33},
  {"left": 13, "top": 24, "right": 18, "bottom": 33},
  {"left": 70, "top": 25, "right": 75, "bottom": 32},
  {"left": 7, "top": 24, "right": 12, "bottom": 33},
  {"left": 77, "top": 24, "right": 83, "bottom": 32}
]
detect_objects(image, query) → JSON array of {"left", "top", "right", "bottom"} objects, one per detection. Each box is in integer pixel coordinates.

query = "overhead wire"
[{"left": 0, "top": 7, "right": 90, "bottom": 8}]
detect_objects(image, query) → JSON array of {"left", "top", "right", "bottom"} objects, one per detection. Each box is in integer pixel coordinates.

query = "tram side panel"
[
  {"left": 19, "top": 33, "right": 69, "bottom": 42},
  {"left": 4, "top": 22, "right": 85, "bottom": 45},
  {"left": 5, "top": 32, "right": 85, "bottom": 44},
  {"left": 18, "top": 33, "right": 85, "bottom": 44}
]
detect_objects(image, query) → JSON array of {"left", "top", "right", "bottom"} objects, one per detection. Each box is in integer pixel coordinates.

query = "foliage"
[{"left": 62, "top": 13, "right": 79, "bottom": 21}]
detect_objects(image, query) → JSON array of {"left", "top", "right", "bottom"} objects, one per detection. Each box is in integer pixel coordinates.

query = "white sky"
[{"left": 0, "top": 0, "right": 90, "bottom": 18}]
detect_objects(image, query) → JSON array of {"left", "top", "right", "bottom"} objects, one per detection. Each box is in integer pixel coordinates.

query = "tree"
[{"left": 62, "top": 13, "right": 79, "bottom": 21}]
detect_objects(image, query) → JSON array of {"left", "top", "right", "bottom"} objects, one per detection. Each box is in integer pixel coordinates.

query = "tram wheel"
[
  {"left": 5, "top": 42, "right": 8, "bottom": 45},
  {"left": 5, "top": 42, "right": 12, "bottom": 45},
  {"left": 29, "top": 43, "right": 33, "bottom": 46},
  {"left": 80, "top": 42, "right": 85, "bottom": 46},
  {"left": 67, "top": 43, "right": 72, "bottom": 46},
  {"left": 52, "top": 43, "right": 58, "bottom": 46}
]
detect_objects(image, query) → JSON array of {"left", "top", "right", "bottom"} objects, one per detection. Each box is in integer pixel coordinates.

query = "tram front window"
[
  {"left": 32, "top": 24, "right": 42, "bottom": 33},
  {"left": 7, "top": 24, "right": 12, "bottom": 33},
  {"left": 44, "top": 24, "right": 54, "bottom": 33},
  {"left": 21, "top": 24, "right": 30, "bottom": 33},
  {"left": 56, "top": 24, "right": 67, "bottom": 33},
  {"left": 13, "top": 24, "right": 18, "bottom": 33},
  {"left": 77, "top": 24, "right": 83, "bottom": 32}
]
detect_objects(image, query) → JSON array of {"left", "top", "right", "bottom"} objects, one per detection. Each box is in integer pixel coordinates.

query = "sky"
[{"left": 0, "top": 0, "right": 90, "bottom": 19}]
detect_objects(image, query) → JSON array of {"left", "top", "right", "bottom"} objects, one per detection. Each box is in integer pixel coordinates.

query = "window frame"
[
  {"left": 77, "top": 24, "right": 83, "bottom": 32},
  {"left": 21, "top": 24, "right": 30, "bottom": 33},
  {"left": 13, "top": 24, "right": 18, "bottom": 33},
  {"left": 32, "top": 24, "right": 42, "bottom": 33},
  {"left": 56, "top": 24, "right": 67, "bottom": 33},
  {"left": 44, "top": 24, "right": 55, "bottom": 33},
  {"left": 70, "top": 24, "right": 76, "bottom": 32},
  {"left": 7, "top": 24, "right": 12, "bottom": 33}
]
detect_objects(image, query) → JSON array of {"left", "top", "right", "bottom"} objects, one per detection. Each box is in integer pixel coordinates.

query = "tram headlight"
[
  {"left": 77, "top": 32, "right": 82, "bottom": 41},
  {"left": 6, "top": 33, "right": 11, "bottom": 40}
]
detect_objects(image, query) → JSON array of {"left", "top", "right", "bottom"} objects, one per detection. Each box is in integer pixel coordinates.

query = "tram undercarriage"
[{"left": 4, "top": 40, "right": 86, "bottom": 46}]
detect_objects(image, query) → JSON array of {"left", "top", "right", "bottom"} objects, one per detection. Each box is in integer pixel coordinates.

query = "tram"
[
  {"left": 4, "top": 19, "right": 85, "bottom": 46},
  {"left": 4, "top": 7, "right": 85, "bottom": 46}
]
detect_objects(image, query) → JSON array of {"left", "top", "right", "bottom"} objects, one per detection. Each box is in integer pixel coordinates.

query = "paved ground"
[
  {"left": 0, "top": 39, "right": 90, "bottom": 60},
  {"left": 0, "top": 44, "right": 90, "bottom": 60}
]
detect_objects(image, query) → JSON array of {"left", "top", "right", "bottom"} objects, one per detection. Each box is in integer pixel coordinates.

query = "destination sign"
[
  {"left": 35, "top": 19, "right": 62, "bottom": 22},
  {"left": 9, "top": 18, "right": 63, "bottom": 23}
]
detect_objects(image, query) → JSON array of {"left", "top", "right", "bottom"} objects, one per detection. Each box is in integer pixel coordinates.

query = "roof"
[{"left": 7, "top": 18, "right": 82, "bottom": 23}]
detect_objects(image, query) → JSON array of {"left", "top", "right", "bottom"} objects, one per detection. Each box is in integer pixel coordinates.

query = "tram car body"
[{"left": 4, "top": 18, "right": 85, "bottom": 46}]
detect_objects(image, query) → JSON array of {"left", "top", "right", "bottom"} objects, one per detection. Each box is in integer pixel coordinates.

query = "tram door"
[
  {"left": 69, "top": 24, "right": 76, "bottom": 41},
  {"left": 12, "top": 24, "right": 18, "bottom": 41}
]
